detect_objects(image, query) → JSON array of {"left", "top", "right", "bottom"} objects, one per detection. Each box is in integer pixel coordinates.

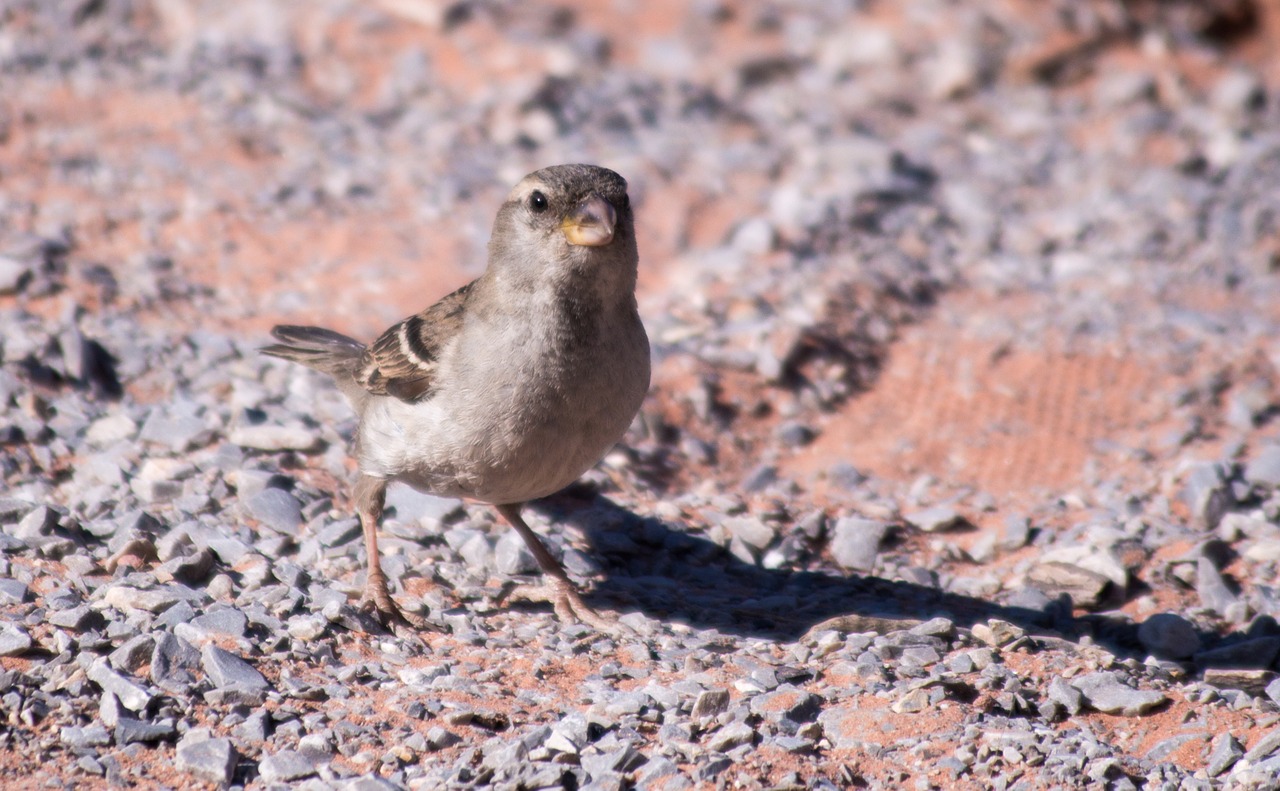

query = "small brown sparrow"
[{"left": 262, "top": 164, "right": 650, "bottom": 630}]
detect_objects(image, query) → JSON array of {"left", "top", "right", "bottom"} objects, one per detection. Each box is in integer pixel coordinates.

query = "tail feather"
[{"left": 262, "top": 325, "right": 365, "bottom": 371}]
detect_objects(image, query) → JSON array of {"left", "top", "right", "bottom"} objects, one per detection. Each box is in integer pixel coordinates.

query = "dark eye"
[{"left": 529, "top": 191, "right": 548, "bottom": 213}]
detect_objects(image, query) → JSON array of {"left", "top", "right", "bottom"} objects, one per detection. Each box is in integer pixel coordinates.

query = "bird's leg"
[
  {"left": 495, "top": 503, "right": 622, "bottom": 632},
  {"left": 354, "top": 475, "right": 427, "bottom": 630}
]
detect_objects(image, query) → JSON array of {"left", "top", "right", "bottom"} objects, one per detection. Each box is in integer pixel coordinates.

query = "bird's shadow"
[{"left": 531, "top": 491, "right": 1280, "bottom": 673}]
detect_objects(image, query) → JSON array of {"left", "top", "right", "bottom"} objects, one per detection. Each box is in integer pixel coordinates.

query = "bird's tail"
[
  {"left": 261, "top": 326, "right": 371, "bottom": 408},
  {"left": 262, "top": 325, "right": 365, "bottom": 372}
]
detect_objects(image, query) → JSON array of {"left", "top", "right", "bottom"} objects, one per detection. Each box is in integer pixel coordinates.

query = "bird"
[{"left": 261, "top": 164, "right": 650, "bottom": 631}]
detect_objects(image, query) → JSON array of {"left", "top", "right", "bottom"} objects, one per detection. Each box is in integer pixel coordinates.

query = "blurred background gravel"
[{"left": 3, "top": 1, "right": 1280, "bottom": 788}]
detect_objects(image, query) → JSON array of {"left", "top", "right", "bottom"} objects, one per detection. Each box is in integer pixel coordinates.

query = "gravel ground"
[{"left": 4, "top": 0, "right": 1280, "bottom": 788}]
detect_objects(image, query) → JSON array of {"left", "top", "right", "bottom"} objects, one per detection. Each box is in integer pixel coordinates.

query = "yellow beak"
[{"left": 561, "top": 194, "right": 617, "bottom": 247}]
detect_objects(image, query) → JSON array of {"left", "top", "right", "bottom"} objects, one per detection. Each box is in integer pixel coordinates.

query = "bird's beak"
[{"left": 561, "top": 194, "right": 617, "bottom": 247}]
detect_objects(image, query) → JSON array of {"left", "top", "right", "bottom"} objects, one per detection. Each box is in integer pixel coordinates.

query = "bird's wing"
[{"left": 355, "top": 282, "right": 473, "bottom": 402}]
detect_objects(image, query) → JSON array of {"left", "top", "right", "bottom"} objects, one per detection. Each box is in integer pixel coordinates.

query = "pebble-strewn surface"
[{"left": 4, "top": 1, "right": 1280, "bottom": 788}]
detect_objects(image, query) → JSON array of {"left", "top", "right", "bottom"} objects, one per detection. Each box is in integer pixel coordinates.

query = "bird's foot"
[
  {"left": 504, "top": 579, "right": 633, "bottom": 636},
  {"left": 357, "top": 576, "right": 431, "bottom": 632}
]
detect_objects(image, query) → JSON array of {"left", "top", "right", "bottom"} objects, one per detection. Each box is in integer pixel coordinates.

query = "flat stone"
[
  {"left": 748, "top": 686, "right": 822, "bottom": 723},
  {"left": 0, "top": 624, "right": 32, "bottom": 656},
  {"left": 177, "top": 736, "right": 238, "bottom": 786},
  {"left": 230, "top": 424, "right": 321, "bottom": 453},
  {"left": 258, "top": 749, "right": 319, "bottom": 783},
  {"left": 48, "top": 604, "right": 98, "bottom": 627},
  {"left": 87, "top": 658, "right": 153, "bottom": 712},
  {"left": 1027, "top": 561, "right": 1111, "bottom": 608},
  {"left": 201, "top": 645, "right": 269, "bottom": 691},
  {"left": 1245, "top": 728, "right": 1280, "bottom": 762},
  {"left": 245, "top": 488, "right": 302, "bottom": 533},
  {"left": 904, "top": 506, "right": 966, "bottom": 533},
  {"left": 177, "top": 608, "right": 249, "bottom": 642},
  {"left": 1195, "top": 637, "right": 1280, "bottom": 670},
  {"left": 704, "top": 721, "right": 755, "bottom": 752},
  {"left": 115, "top": 716, "right": 177, "bottom": 744},
  {"left": 1207, "top": 733, "right": 1243, "bottom": 777},
  {"left": 1070, "top": 672, "right": 1167, "bottom": 716},
  {"left": 0, "top": 579, "right": 30, "bottom": 605},
  {"left": 100, "top": 585, "right": 184, "bottom": 614},
  {"left": 1203, "top": 668, "right": 1277, "bottom": 697},
  {"left": 60, "top": 723, "right": 112, "bottom": 749},
  {"left": 317, "top": 518, "right": 361, "bottom": 547}
]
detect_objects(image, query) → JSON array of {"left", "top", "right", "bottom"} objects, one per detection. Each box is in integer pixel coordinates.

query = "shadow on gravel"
[{"left": 533, "top": 492, "right": 1279, "bottom": 675}]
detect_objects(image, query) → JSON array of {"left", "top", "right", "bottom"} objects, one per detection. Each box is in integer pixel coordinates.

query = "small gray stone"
[
  {"left": 201, "top": 645, "right": 269, "bottom": 691},
  {"left": 177, "top": 736, "right": 238, "bottom": 786},
  {"left": 1181, "top": 462, "right": 1232, "bottom": 529},
  {"left": 49, "top": 604, "right": 99, "bottom": 631},
  {"left": 317, "top": 518, "right": 361, "bottom": 547},
  {"left": 245, "top": 488, "right": 302, "bottom": 533},
  {"left": 1207, "top": 733, "right": 1244, "bottom": 777},
  {"left": 0, "top": 624, "right": 32, "bottom": 656},
  {"left": 151, "top": 632, "right": 200, "bottom": 692},
  {"left": 1137, "top": 613, "right": 1202, "bottom": 660},
  {"left": 829, "top": 517, "right": 888, "bottom": 572},
  {"left": 0, "top": 579, "right": 29, "bottom": 605},
  {"left": 1245, "top": 446, "right": 1280, "bottom": 490},
  {"left": 493, "top": 530, "right": 538, "bottom": 575},
  {"left": 724, "top": 516, "right": 776, "bottom": 551},
  {"left": 690, "top": 689, "right": 731, "bottom": 720},
  {"left": 0, "top": 256, "right": 31, "bottom": 294},
  {"left": 1001, "top": 515, "right": 1031, "bottom": 549},
  {"left": 258, "top": 749, "right": 319, "bottom": 783},
  {"left": 1196, "top": 558, "right": 1239, "bottom": 615},
  {"left": 741, "top": 464, "right": 778, "bottom": 492},
  {"left": 1070, "top": 672, "right": 1167, "bottom": 716},
  {"left": 385, "top": 486, "right": 460, "bottom": 526},
  {"left": 179, "top": 608, "right": 249, "bottom": 642},
  {"left": 426, "top": 726, "right": 460, "bottom": 750},
  {"left": 109, "top": 635, "right": 157, "bottom": 674}
]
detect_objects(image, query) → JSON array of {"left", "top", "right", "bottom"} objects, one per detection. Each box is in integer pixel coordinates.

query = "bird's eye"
[{"left": 529, "top": 191, "right": 548, "bottom": 213}]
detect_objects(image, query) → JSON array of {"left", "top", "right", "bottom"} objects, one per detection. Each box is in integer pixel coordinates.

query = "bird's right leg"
[{"left": 354, "top": 475, "right": 427, "bottom": 630}]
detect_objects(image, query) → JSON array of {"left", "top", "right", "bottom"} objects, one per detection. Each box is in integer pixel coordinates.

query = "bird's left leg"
[{"left": 354, "top": 475, "right": 428, "bottom": 630}]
